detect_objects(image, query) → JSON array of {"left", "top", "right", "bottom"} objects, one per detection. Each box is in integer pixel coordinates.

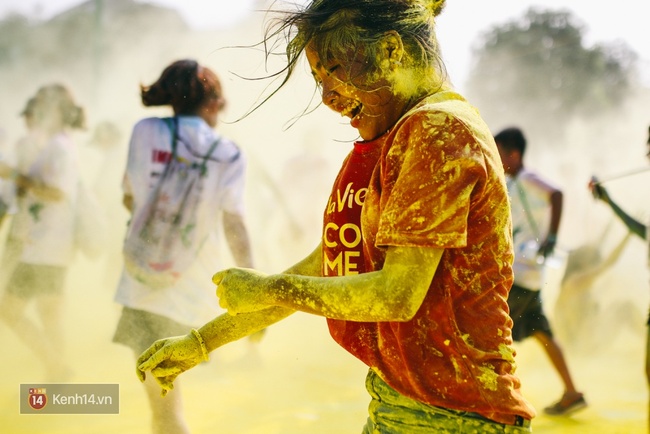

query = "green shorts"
[
  {"left": 5, "top": 263, "right": 67, "bottom": 299},
  {"left": 361, "top": 370, "right": 531, "bottom": 433},
  {"left": 112, "top": 307, "right": 192, "bottom": 355}
]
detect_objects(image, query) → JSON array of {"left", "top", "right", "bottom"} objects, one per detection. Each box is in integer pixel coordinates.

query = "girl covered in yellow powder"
[{"left": 137, "top": 0, "right": 536, "bottom": 431}]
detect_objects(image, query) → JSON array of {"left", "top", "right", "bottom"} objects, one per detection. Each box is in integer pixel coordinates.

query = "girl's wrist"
[{"left": 190, "top": 328, "right": 209, "bottom": 361}]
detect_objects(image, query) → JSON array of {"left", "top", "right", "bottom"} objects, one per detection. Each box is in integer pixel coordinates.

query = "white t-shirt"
[
  {"left": 114, "top": 116, "right": 246, "bottom": 326},
  {"left": 506, "top": 168, "right": 558, "bottom": 290},
  {"left": 19, "top": 132, "right": 79, "bottom": 266},
  {"left": 1, "top": 130, "right": 48, "bottom": 217}
]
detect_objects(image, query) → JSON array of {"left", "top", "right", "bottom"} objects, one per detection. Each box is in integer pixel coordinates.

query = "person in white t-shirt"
[
  {"left": 495, "top": 127, "right": 586, "bottom": 416},
  {"left": 0, "top": 97, "right": 51, "bottom": 292},
  {"left": 0, "top": 126, "right": 10, "bottom": 224},
  {"left": 112, "top": 59, "right": 254, "bottom": 434},
  {"left": 0, "top": 84, "right": 85, "bottom": 381}
]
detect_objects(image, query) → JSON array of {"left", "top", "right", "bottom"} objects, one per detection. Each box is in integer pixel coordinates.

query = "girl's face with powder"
[{"left": 306, "top": 43, "right": 410, "bottom": 141}]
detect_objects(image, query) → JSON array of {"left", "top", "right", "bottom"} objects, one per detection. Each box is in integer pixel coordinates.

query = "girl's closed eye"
[{"left": 326, "top": 65, "right": 339, "bottom": 75}]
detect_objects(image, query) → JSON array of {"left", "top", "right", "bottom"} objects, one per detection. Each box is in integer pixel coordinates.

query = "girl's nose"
[{"left": 322, "top": 88, "right": 338, "bottom": 107}]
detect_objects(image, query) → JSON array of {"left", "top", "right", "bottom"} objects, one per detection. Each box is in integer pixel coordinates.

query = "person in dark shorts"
[{"left": 495, "top": 127, "right": 587, "bottom": 416}]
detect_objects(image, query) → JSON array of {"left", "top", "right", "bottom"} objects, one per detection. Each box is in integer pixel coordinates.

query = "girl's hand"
[
  {"left": 588, "top": 176, "right": 608, "bottom": 201},
  {"left": 136, "top": 332, "right": 207, "bottom": 397},
  {"left": 213, "top": 268, "right": 271, "bottom": 315}
]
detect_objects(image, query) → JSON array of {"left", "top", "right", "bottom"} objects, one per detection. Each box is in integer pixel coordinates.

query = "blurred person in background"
[
  {"left": 589, "top": 124, "right": 650, "bottom": 431},
  {"left": 495, "top": 126, "right": 586, "bottom": 416},
  {"left": 0, "top": 125, "right": 10, "bottom": 226},
  {"left": 0, "top": 97, "right": 50, "bottom": 291},
  {"left": 84, "top": 120, "right": 127, "bottom": 288},
  {"left": 0, "top": 84, "right": 85, "bottom": 381},
  {"left": 112, "top": 59, "right": 255, "bottom": 434}
]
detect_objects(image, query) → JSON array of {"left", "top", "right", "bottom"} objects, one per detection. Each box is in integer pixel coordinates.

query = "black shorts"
[
  {"left": 5, "top": 263, "right": 67, "bottom": 299},
  {"left": 113, "top": 307, "right": 192, "bottom": 355},
  {"left": 507, "top": 284, "right": 553, "bottom": 342}
]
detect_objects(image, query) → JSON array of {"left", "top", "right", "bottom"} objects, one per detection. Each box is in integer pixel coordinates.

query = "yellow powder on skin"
[
  {"left": 476, "top": 365, "right": 499, "bottom": 391},
  {"left": 392, "top": 68, "right": 425, "bottom": 101}
]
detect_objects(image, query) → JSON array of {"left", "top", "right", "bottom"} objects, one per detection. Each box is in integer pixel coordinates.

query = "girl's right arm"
[
  {"left": 590, "top": 178, "right": 646, "bottom": 239},
  {"left": 136, "top": 243, "right": 323, "bottom": 393},
  {"left": 200, "top": 243, "right": 322, "bottom": 349},
  {"left": 605, "top": 196, "right": 646, "bottom": 239}
]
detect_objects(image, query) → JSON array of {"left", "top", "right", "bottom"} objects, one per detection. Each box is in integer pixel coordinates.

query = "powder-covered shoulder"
[
  {"left": 395, "top": 108, "right": 485, "bottom": 155},
  {"left": 399, "top": 92, "right": 493, "bottom": 146}
]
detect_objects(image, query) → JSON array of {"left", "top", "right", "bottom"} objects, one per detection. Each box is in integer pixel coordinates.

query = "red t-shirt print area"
[{"left": 321, "top": 140, "right": 383, "bottom": 278}]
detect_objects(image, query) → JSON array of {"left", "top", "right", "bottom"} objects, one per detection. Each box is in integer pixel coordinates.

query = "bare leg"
[
  {"left": 534, "top": 331, "right": 580, "bottom": 394},
  {"left": 0, "top": 291, "right": 67, "bottom": 379},
  {"left": 534, "top": 331, "right": 586, "bottom": 415},
  {"left": 142, "top": 374, "right": 190, "bottom": 434},
  {"left": 35, "top": 293, "right": 72, "bottom": 380}
]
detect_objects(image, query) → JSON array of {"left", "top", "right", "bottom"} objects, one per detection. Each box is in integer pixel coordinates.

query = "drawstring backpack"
[{"left": 123, "top": 117, "right": 229, "bottom": 289}]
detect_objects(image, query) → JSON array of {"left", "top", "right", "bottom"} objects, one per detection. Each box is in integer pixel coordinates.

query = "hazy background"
[{"left": 0, "top": 1, "right": 648, "bottom": 432}]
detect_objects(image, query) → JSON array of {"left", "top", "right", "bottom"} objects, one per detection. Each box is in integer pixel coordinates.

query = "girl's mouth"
[{"left": 340, "top": 100, "right": 362, "bottom": 119}]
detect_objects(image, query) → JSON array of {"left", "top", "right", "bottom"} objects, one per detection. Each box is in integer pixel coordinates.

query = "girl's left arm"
[
  {"left": 216, "top": 245, "right": 443, "bottom": 322},
  {"left": 0, "top": 162, "right": 64, "bottom": 201}
]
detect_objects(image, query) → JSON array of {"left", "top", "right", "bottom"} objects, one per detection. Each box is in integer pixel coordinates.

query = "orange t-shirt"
[{"left": 327, "top": 92, "right": 536, "bottom": 424}]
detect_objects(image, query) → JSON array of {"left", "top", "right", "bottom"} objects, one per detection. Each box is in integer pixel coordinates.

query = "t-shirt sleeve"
[
  {"left": 376, "top": 111, "right": 487, "bottom": 248},
  {"left": 123, "top": 118, "right": 164, "bottom": 204}
]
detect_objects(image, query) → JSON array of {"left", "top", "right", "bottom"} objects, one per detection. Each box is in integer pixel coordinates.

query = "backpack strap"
[
  {"left": 198, "top": 138, "right": 222, "bottom": 176},
  {"left": 162, "top": 117, "right": 240, "bottom": 173},
  {"left": 160, "top": 116, "right": 178, "bottom": 157}
]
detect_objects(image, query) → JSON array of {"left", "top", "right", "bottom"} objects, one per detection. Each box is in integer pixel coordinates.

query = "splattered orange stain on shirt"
[{"left": 326, "top": 90, "right": 535, "bottom": 424}]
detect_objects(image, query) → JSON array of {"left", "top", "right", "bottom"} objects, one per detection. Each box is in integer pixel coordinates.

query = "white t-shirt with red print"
[{"left": 114, "top": 116, "right": 247, "bottom": 326}]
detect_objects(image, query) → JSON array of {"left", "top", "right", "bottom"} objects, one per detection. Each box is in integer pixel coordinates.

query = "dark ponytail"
[{"left": 141, "top": 59, "right": 223, "bottom": 115}]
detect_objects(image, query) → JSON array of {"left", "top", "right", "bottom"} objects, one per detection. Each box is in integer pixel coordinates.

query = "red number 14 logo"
[{"left": 28, "top": 388, "right": 47, "bottom": 410}]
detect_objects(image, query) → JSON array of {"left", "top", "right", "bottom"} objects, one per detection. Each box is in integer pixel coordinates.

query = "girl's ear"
[{"left": 379, "top": 31, "right": 404, "bottom": 69}]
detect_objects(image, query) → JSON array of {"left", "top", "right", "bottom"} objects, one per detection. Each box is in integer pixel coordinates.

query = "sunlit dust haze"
[{"left": 0, "top": 0, "right": 648, "bottom": 433}]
